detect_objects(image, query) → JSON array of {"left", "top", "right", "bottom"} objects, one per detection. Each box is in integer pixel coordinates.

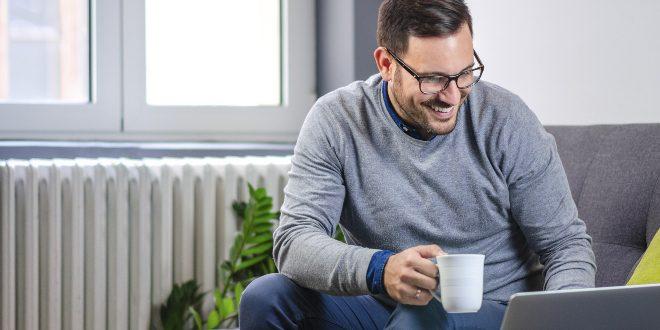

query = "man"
[{"left": 240, "top": 0, "right": 596, "bottom": 328}]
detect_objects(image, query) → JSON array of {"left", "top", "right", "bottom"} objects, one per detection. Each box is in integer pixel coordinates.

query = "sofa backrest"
[{"left": 546, "top": 124, "right": 660, "bottom": 287}]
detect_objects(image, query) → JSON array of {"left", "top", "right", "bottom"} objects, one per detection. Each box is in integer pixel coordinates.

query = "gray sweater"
[{"left": 273, "top": 74, "right": 596, "bottom": 303}]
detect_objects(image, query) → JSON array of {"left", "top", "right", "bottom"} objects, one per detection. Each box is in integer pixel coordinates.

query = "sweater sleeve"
[
  {"left": 273, "top": 102, "right": 379, "bottom": 295},
  {"left": 497, "top": 99, "right": 597, "bottom": 290}
]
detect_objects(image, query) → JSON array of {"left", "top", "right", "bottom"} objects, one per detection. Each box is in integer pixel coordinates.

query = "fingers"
[
  {"left": 408, "top": 256, "right": 438, "bottom": 279},
  {"left": 410, "top": 288, "right": 433, "bottom": 306},
  {"left": 412, "top": 244, "right": 446, "bottom": 258},
  {"left": 400, "top": 267, "right": 438, "bottom": 290},
  {"left": 395, "top": 283, "right": 433, "bottom": 306},
  {"left": 405, "top": 245, "right": 443, "bottom": 278},
  {"left": 383, "top": 245, "right": 448, "bottom": 306}
]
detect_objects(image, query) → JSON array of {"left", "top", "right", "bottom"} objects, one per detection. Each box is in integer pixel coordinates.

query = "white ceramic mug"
[{"left": 430, "top": 254, "right": 484, "bottom": 313}]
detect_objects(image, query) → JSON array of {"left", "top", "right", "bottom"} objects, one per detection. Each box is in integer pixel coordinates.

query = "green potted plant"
[
  {"left": 158, "top": 183, "right": 346, "bottom": 329},
  {"left": 159, "top": 280, "right": 205, "bottom": 330},
  {"left": 198, "top": 184, "right": 279, "bottom": 329},
  {"left": 158, "top": 183, "right": 279, "bottom": 330}
]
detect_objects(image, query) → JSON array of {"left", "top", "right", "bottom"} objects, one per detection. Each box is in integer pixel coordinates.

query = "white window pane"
[
  {"left": 145, "top": 0, "right": 281, "bottom": 106},
  {"left": 0, "top": 0, "right": 90, "bottom": 103}
]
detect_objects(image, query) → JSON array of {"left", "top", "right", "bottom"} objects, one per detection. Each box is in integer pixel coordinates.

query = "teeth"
[{"left": 430, "top": 106, "right": 452, "bottom": 113}]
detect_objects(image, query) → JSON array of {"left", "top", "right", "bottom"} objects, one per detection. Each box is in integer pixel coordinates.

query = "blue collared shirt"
[{"left": 381, "top": 81, "right": 435, "bottom": 141}]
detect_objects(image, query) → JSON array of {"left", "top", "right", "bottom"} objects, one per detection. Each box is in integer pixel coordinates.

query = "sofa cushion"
[{"left": 546, "top": 124, "right": 660, "bottom": 287}]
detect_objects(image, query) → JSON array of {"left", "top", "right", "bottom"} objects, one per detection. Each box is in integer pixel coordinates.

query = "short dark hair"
[{"left": 377, "top": 0, "right": 473, "bottom": 55}]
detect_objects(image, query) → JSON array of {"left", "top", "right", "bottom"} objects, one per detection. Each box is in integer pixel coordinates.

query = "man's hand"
[{"left": 383, "top": 245, "right": 445, "bottom": 305}]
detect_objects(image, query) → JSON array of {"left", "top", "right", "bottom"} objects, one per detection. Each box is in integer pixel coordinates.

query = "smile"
[
  {"left": 430, "top": 105, "right": 452, "bottom": 113},
  {"left": 425, "top": 105, "right": 455, "bottom": 120}
]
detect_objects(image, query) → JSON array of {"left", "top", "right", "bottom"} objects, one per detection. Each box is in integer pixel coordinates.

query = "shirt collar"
[{"left": 381, "top": 81, "right": 434, "bottom": 141}]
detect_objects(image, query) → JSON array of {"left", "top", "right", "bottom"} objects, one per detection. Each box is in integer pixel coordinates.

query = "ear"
[{"left": 374, "top": 47, "right": 395, "bottom": 81}]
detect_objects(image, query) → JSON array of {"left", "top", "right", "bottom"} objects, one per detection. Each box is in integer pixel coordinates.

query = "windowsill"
[{"left": 0, "top": 140, "right": 295, "bottom": 160}]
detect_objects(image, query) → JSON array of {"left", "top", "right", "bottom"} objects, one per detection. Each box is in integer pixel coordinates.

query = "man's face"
[{"left": 388, "top": 23, "right": 475, "bottom": 137}]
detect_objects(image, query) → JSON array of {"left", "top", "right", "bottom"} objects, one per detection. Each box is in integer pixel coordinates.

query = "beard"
[{"left": 389, "top": 70, "right": 468, "bottom": 137}]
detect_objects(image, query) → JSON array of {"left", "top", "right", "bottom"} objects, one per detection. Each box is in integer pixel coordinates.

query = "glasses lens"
[
  {"left": 420, "top": 76, "right": 449, "bottom": 94},
  {"left": 457, "top": 68, "right": 482, "bottom": 88}
]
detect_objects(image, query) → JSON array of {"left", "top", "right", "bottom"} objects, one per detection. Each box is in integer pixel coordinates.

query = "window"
[
  {"left": 145, "top": 0, "right": 281, "bottom": 107},
  {"left": 0, "top": 0, "right": 121, "bottom": 133},
  {"left": 1, "top": 0, "right": 89, "bottom": 103},
  {"left": 0, "top": 0, "right": 315, "bottom": 142}
]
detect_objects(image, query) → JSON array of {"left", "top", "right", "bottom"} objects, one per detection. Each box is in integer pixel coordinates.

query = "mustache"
[
  {"left": 421, "top": 99, "right": 453, "bottom": 109},
  {"left": 421, "top": 94, "right": 468, "bottom": 109}
]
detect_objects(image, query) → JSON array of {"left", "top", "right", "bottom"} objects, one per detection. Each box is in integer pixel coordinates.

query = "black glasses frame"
[{"left": 386, "top": 48, "right": 485, "bottom": 94}]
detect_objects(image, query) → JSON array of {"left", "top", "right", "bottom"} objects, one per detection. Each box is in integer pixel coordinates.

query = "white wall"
[{"left": 470, "top": 0, "right": 660, "bottom": 125}]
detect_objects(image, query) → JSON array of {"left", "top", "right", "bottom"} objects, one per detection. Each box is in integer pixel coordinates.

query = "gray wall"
[
  {"left": 317, "top": 0, "right": 381, "bottom": 96},
  {"left": 353, "top": 1, "right": 381, "bottom": 82}
]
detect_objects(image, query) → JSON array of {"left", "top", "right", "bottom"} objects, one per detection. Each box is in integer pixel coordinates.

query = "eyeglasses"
[{"left": 386, "top": 48, "right": 485, "bottom": 94}]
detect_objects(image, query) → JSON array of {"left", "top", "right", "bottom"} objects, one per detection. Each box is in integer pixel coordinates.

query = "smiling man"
[
  {"left": 240, "top": 0, "right": 596, "bottom": 329},
  {"left": 381, "top": 26, "right": 477, "bottom": 139}
]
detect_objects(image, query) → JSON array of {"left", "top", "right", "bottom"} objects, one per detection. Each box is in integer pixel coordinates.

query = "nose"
[{"left": 438, "top": 80, "right": 461, "bottom": 106}]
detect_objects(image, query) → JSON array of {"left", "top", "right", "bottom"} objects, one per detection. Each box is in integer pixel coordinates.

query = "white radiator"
[{"left": 0, "top": 156, "right": 291, "bottom": 330}]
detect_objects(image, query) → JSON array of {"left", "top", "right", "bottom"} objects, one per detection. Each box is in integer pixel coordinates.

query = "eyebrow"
[{"left": 418, "top": 62, "right": 476, "bottom": 77}]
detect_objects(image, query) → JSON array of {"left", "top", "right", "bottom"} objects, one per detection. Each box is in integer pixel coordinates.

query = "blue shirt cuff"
[{"left": 366, "top": 250, "right": 395, "bottom": 294}]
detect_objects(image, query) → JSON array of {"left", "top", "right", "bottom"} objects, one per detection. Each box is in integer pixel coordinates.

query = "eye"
[
  {"left": 421, "top": 76, "right": 448, "bottom": 85},
  {"left": 419, "top": 76, "right": 450, "bottom": 94},
  {"left": 457, "top": 68, "right": 483, "bottom": 88},
  {"left": 459, "top": 69, "right": 472, "bottom": 77}
]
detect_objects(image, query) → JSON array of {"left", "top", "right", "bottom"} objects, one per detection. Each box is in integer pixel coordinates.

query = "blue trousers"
[{"left": 239, "top": 273, "right": 507, "bottom": 329}]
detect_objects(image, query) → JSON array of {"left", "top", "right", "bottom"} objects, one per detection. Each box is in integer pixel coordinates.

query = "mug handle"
[{"left": 428, "top": 257, "right": 442, "bottom": 301}]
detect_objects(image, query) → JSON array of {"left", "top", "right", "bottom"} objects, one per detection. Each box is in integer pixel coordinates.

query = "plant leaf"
[
  {"left": 207, "top": 309, "right": 220, "bottom": 329},
  {"left": 235, "top": 255, "right": 269, "bottom": 272},
  {"left": 244, "top": 207, "right": 254, "bottom": 225},
  {"left": 255, "top": 199, "right": 273, "bottom": 210},
  {"left": 256, "top": 206, "right": 273, "bottom": 215},
  {"left": 241, "top": 242, "right": 273, "bottom": 257},
  {"left": 232, "top": 201, "right": 247, "bottom": 213},
  {"left": 252, "top": 213, "right": 276, "bottom": 225},
  {"left": 254, "top": 223, "right": 274, "bottom": 234},
  {"left": 234, "top": 282, "right": 245, "bottom": 308},
  {"left": 230, "top": 233, "right": 244, "bottom": 260},
  {"left": 334, "top": 225, "right": 346, "bottom": 242},
  {"left": 268, "top": 258, "right": 277, "bottom": 273},
  {"left": 190, "top": 306, "right": 202, "bottom": 330},
  {"left": 213, "top": 288, "right": 222, "bottom": 310},
  {"left": 220, "top": 261, "right": 231, "bottom": 272},
  {"left": 222, "top": 297, "right": 235, "bottom": 314},
  {"left": 159, "top": 280, "right": 203, "bottom": 330},
  {"left": 222, "top": 313, "right": 239, "bottom": 328},
  {"left": 253, "top": 187, "right": 266, "bottom": 199},
  {"left": 246, "top": 233, "right": 272, "bottom": 245},
  {"left": 197, "top": 183, "right": 279, "bottom": 328},
  {"left": 259, "top": 262, "right": 269, "bottom": 275}
]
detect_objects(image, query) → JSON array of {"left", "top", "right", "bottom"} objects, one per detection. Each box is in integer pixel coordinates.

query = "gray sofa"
[{"left": 546, "top": 124, "right": 660, "bottom": 287}]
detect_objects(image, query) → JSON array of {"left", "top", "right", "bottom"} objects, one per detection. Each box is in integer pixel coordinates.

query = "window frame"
[
  {"left": 0, "top": 0, "right": 316, "bottom": 142},
  {"left": 0, "top": 0, "right": 122, "bottom": 133},
  {"left": 122, "top": 0, "right": 316, "bottom": 141}
]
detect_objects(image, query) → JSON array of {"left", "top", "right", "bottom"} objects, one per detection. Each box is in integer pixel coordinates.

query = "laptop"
[{"left": 500, "top": 283, "right": 660, "bottom": 330}]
